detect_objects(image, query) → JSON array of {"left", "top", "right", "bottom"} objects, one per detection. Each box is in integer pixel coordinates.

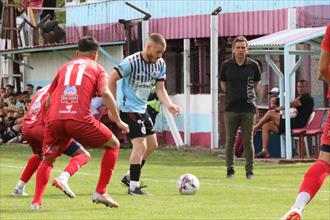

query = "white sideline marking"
[
  {"left": 1, "top": 163, "right": 329, "bottom": 194},
  {"left": 0, "top": 164, "right": 97, "bottom": 176}
]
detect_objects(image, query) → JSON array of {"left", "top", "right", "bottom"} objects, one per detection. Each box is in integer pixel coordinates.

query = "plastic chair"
[
  {"left": 291, "top": 111, "right": 315, "bottom": 158},
  {"left": 304, "top": 110, "right": 325, "bottom": 158}
]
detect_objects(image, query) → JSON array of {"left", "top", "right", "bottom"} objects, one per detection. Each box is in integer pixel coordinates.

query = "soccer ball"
[{"left": 176, "top": 174, "right": 199, "bottom": 195}]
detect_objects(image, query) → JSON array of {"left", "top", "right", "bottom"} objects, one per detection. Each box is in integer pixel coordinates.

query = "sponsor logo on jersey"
[{"left": 61, "top": 86, "right": 79, "bottom": 104}]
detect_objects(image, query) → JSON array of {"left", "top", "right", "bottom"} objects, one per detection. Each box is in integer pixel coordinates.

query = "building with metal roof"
[{"left": 1, "top": 0, "right": 329, "bottom": 152}]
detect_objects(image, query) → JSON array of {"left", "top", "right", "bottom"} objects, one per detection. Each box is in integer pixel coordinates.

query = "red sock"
[
  {"left": 64, "top": 154, "right": 90, "bottom": 176},
  {"left": 95, "top": 146, "right": 119, "bottom": 194},
  {"left": 298, "top": 159, "right": 330, "bottom": 199},
  {"left": 20, "top": 154, "right": 42, "bottom": 183},
  {"left": 32, "top": 160, "right": 53, "bottom": 206}
]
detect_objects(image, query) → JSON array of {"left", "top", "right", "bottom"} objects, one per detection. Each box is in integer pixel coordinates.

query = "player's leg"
[
  {"left": 12, "top": 126, "right": 43, "bottom": 196},
  {"left": 253, "top": 110, "right": 280, "bottom": 134},
  {"left": 52, "top": 140, "right": 91, "bottom": 198},
  {"left": 90, "top": 135, "right": 120, "bottom": 208},
  {"left": 31, "top": 120, "right": 69, "bottom": 210},
  {"left": 66, "top": 119, "right": 120, "bottom": 207},
  {"left": 119, "top": 112, "right": 150, "bottom": 194},
  {"left": 12, "top": 154, "right": 41, "bottom": 196},
  {"left": 255, "top": 122, "right": 280, "bottom": 158},
  {"left": 240, "top": 112, "right": 255, "bottom": 179},
  {"left": 121, "top": 113, "right": 156, "bottom": 188},
  {"left": 142, "top": 133, "right": 158, "bottom": 168},
  {"left": 142, "top": 112, "right": 158, "bottom": 167},
  {"left": 128, "top": 137, "right": 149, "bottom": 195},
  {"left": 282, "top": 114, "right": 330, "bottom": 220},
  {"left": 224, "top": 112, "right": 241, "bottom": 178}
]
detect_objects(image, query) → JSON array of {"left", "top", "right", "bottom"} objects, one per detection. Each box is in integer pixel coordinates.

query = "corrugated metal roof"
[
  {"left": 66, "top": 0, "right": 329, "bottom": 26},
  {"left": 248, "top": 26, "right": 326, "bottom": 48},
  {"left": 152, "top": 9, "right": 288, "bottom": 39}
]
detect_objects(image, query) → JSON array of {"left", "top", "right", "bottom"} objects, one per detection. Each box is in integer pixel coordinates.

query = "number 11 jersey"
[{"left": 47, "top": 56, "right": 108, "bottom": 123}]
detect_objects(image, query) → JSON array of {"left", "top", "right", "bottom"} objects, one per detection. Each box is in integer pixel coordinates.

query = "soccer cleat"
[
  {"left": 52, "top": 178, "right": 76, "bottom": 198},
  {"left": 92, "top": 192, "right": 119, "bottom": 208},
  {"left": 246, "top": 171, "right": 254, "bottom": 180},
  {"left": 120, "top": 175, "right": 130, "bottom": 187},
  {"left": 281, "top": 207, "right": 304, "bottom": 220},
  {"left": 29, "top": 203, "right": 40, "bottom": 211},
  {"left": 121, "top": 175, "right": 146, "bottom": 188},
  {"left": 226, "top": 167, "right": 235, "bottom": 178},
  {"left": 128, "top": 186, "right": 150, "bottom": 195},
  {"left": 11, "top": 188, "right": 28, "bottom": 196}
]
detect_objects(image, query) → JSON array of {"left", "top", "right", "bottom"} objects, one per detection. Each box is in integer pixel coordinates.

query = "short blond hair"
[{"left": 148, "top": 33, "right": 166, "bottom": 47}]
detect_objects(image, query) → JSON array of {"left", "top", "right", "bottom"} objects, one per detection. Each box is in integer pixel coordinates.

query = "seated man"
[
  {"left": 253, "top": 80, "right": 314, "bottom": 158},
  {"left": 268, "top": 87, "right": 280, "bottom": 109}
]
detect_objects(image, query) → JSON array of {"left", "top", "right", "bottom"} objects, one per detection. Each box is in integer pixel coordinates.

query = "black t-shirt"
[
  {"left": 291, "top": 93, "right": 314, "bottom": 128},
  {"left": 220, "top": 57, "right": 261, "bottom": 113}
]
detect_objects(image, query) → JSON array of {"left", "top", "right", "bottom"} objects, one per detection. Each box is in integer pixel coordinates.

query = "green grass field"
[{"left": 0, "top": 145, "right": 329, "bottom": 220}]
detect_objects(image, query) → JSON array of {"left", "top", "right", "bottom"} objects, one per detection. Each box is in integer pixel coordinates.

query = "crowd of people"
[{"left": 0, "top": 83, "right": 39, "bottom": 143}]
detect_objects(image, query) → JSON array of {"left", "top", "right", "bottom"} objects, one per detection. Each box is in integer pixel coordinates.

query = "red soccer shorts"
[
  {"left": 43, "top": 119, "right": 113, "bottom": 158},
  {"left": 22, "top": 125, "right": 45, "bottom": 154},
  {"left": 321, "top": 110, "right": 330, "bottom": 146}
]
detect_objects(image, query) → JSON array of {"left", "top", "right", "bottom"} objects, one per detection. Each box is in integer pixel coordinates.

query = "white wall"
[
  {"left": 170, "top": 94, "right": 212, "bottom": 114},
  {"left": 24, "top": 45, "right": 123, "bottom": 86}
]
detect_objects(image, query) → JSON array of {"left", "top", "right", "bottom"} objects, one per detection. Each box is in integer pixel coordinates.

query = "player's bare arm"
[
  {"left": 109, "top": 69, "right": 121, "bottom": 99},
  {"left": 155, "top": 81, "right": 181, "bottom": 116},
  {"left": 275, "top": 99, "right": 301, "bottom": 111}
]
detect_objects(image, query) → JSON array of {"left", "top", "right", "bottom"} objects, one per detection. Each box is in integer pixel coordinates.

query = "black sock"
[
  {"left": 130, "top": 164, "right": 141, "bottom": 182},
  {"left": 141, "top": 160, "right": 146, "bottom": 169}
]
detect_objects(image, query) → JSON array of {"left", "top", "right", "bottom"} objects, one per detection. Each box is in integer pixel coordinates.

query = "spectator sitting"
[
  {"left": 252, "top": 80, "right": 314, "bottom": 158},
  {"left": 0, "top": 91, "right": 24, "bottom": 143},
  {"left": 16, "top": 91, "right": 30, "bottom": 113},
  {"left": 0, "top": 87, "right": 6, "bottom": 103},
  {"left": 36, "top": 86, "right": 43, "bottom": 91},
  {"left": 4, "top": 84, "right": 15, "bottom": 100},
  {"left": 256, "top": 60, "right": 268, "bottom": 105},
  {"left": 268, "top": 87, "right": 280, "bottom": 110},
  {"left": 25, "top": 84, "right": 34, "bottom": 100},
  {"left": 4, "top": 94, "right": 17, "bottom": 111}
]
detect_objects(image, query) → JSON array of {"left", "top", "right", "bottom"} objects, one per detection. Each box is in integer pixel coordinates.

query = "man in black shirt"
[
  {"left": 220, "top": 36, "right": 261, "bottom": 179},
  {"left": 253, "top": 80, "right": 314, "bottom": 158}
]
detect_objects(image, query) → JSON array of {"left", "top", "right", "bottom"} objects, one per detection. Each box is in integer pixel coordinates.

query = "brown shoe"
[{"left": 256, "top": 150, "right": 270, "bottom": 158}]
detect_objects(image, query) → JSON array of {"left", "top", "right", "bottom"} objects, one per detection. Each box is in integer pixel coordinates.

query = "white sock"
[
  {"left": 292, "top": 192, "right": 311, "bottom": 209},
  {"left": 16, "top": 180, "right": 26, "bottom": 190},
  {"left": 126, "top": 170, "right": 130, "bottom": 176},
  {"left": 129, "top": 181, "right": 140, "bottom": 191},
  {"left": 58, "top": 171, "right": 70, "bottom": 182}
]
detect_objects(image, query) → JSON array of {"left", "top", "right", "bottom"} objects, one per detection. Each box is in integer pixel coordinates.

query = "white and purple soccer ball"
[{"left": 176, "top": 174, "right": 200, "bottom": 195}]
